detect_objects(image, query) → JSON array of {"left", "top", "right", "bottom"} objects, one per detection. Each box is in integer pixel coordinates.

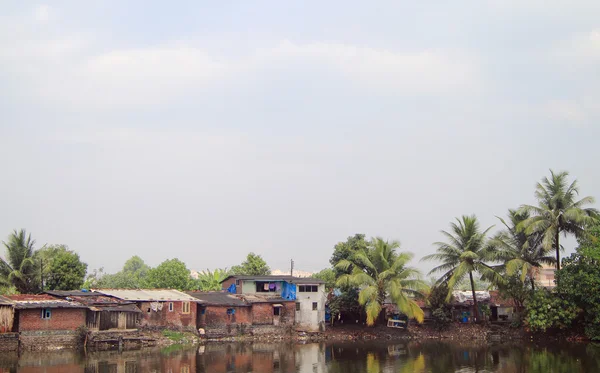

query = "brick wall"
[
  {"left": 251, "top": 302, "right": 294, "bottom": 326},
  {"left": 200, "top": 305, "right": 252, "bottom": 327},
  {"left": 220, "top": 278, "right": 241, "bottom": 294},
  {"left": 18, "top": 308, "right": 85, "bottom": 331},
  {"left": 138, "top": 301, "right": 197, "bottom": 330}
]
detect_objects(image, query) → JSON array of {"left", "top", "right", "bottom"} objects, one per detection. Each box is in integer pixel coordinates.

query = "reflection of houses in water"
[{"left": 196, "top": 343, "right": 298, "bottom": 373}]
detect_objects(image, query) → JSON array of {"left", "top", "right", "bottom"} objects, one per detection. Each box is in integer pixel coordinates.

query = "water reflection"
[{"left": 1, "top": 340, "right": 600, "bottom": 372}]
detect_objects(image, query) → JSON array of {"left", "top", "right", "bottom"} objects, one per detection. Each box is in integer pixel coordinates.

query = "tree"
[
  {"left": 34, "top": 245, "right": 87, "bottom": 291},
  {"left": 193, "top": 268, "right": 229, "bottom": 291},
  {"left": 92, "top": 256, "right": 150, "bottom": 289},
  {"left": 144, "top": 258, "right": 192, "bottom": 290},
  {"left": 555, "top": 225, "right": 600, "bottom": 340},
  {"left": 330, "top": 234, "right": 368, "bottom": 277},
  {"left": 519, "top": 170, "right": 599, "bottom": 271},
  {"left": 524, "top": 288, "right": 578, "bottom": 332},
  {"left": 335, "top": 237, "right": 426, "bottom": 326},
  {"left": 312, "top": 268, "right": 336, "bottom": 291},
  {"left": 423, "top": 215, "right": 501, "bottom": 322},
  {"left": 0, "top": 229, "right": 39, "bottom": 293},
  {"left": 230, "top": 253, "right": 271, "bottom": 276},
  {"left": 489, "top": 209, "right": 554, "bottom": 290}
]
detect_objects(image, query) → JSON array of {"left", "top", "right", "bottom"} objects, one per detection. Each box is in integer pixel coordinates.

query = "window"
[
  {"left": 41, "top": 308, "right": 52, "bottom": 319},
  {"left": 168, "top": 302, "right": 174, "bottom": 312},
  {"left": 298, "top": 285, "right": 318, "bottom": 292},
  {"left": 235, "top": 279, "right": 241, "bottom": 286},
  {"left": 296, "top": 302, "right": 301, "bottom": 311},
  {"left": 312, "top": 302, "right": 318, "bottom": 311},
  {"left": 256, "top": 282, "right": 278, "bottom": 292},
  {"left": 274, "top": 307, "right": 281, "bottom": 316},
  {"left": 227, "top": 308, "right": 235, "bottom": 315},
  {"left": 182, "top": 302, "right": 190, "bottom": 314}
]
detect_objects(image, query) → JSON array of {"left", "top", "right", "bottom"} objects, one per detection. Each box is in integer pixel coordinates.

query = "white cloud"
[{"left": 552, "top": 29, "right": 600, "bottom": 66}]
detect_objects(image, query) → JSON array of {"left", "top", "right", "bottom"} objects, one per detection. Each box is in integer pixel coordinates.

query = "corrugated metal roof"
[
  {"left": 5, "top": 294, "right": 86, "bottom": 309},
  {"left": 88, "top": 304, "right": 142, "bottom": 313},
  {"left": 94, "top": 289, "right": 197, "bottom": 302},
  {"left": 0, "top": 295, "right": 13, "bottom": 306},
  {"left": 220, "top": 275, "right": 325, "bottom": 284},
  {"left": 241, "top": 295, "right": 292, "bottom": 304},
  {"left": 44, "top": 290, "right": 96, "bottom": 297},
  {"left": 186, "top": 291, "right": 249, "bottom": 307}
]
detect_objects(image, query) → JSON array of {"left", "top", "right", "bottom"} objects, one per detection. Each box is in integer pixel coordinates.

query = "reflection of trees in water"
[{"left": 4, "top": 340, "right": 600, "bottom": 372}]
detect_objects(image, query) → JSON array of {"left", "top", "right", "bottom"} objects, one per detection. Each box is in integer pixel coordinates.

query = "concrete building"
[{"left": 220, "top": 275, "right": 326, "bottom": 331}]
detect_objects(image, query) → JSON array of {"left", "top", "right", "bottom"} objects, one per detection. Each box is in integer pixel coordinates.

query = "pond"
[{"left": 1, "top": 340, "right": 600, "bottom": 372}]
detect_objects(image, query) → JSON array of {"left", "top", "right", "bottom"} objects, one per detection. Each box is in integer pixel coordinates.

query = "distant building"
[{"left": 533, "top": 265, "right": 556, "bottom": 288}]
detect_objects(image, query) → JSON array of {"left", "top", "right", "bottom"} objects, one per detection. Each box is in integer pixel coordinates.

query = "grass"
[{"left": 162, "top": 330, "right": 186, "bottom": 342}]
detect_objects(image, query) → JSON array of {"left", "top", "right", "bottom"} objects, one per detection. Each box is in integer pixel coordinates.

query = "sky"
[{"left": 1, "top": 1, "right": 599, "bottom": 276}]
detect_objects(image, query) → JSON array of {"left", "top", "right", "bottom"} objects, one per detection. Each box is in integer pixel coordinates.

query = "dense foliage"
[
  {"left": 524, "top": 289, "right": 578, "bottom": 332},
  {"left": 144, "top": 258, "right": 192, "bottom": 291},
  {"left": 35, "top": 245, "right": 87, "bottom": 291},
  {"left": 230, "top": 252, "right": 271, "bottom": 276},
  {"left": 555, "top": 224, "right": 600, "bottom": 340},
  {"left": 0, "top": 229, "right": 38, "bottom": 293}
]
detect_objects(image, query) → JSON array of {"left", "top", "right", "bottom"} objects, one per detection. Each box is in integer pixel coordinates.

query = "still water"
[{"left": 1, "top": 341, "right": 600, "bottom": 373}]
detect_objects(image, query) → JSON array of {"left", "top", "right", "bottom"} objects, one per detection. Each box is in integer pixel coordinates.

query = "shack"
[
  {"left": 450, "top": 291, "right": 491, "bottom": 323},
  {"left": 5, "top": 294, "right": 87, "bottom": 349},
  {"left": 45, "top": 290, "right": 141, "bottom": 331},
  {"left": 187, "top": 291, "right": 251, "bottom": 338},
  {"left": 0, "top": 295, "right": 14, "bottom": 333},
  {"left": 95, "top": 289, "right": 198, "bottom": 331}
]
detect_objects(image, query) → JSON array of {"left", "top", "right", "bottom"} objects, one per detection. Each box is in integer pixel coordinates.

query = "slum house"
[
  {"left": 186, "top": 291, "right": 252, "bottom": 338},
  {"left": 450, "top": 291, "right": 492, "bottom": 323},
  {"left": 95, "top": 289, "right": 198, "bottom": 331},
  {"left": 5, "top": 294, "right": 87, "bottom": 349},
  {"left": 0, "top": 295, "right": 14, "bottom": 333},
  {"left": 220, "top": 275, "right": 325, "bottom": 331},
  {"left": 45, "top": 290, "right": 141, "bottom": 331},
  {"left": 489, "top": 291, "right": 519, "bottom": 322},
  {"left": 382, "top": 297, "right": 432, "bottom": 327}
]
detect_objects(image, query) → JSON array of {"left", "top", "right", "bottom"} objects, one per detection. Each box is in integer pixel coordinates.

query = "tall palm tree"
[
  {"left": 0, "top": 229, "right": 39, "bottom": 293},
  {"left": 423, "top": 215, "right": 501, "bottom": 322},
  {"left": 488, "top": 209, "right": 555, "bottom": 290},
  {"left": 335, "top": 237, "right": 426, "bottom": 326},
  {"left": 519, "top": 170, "right": 599, "bottom": 271}
]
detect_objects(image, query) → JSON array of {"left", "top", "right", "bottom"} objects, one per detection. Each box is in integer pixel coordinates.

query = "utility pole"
[
  {"left": 40, "top": 258, "right": 44, "bottom": 292},
  {"left": 290, "top": 259, "right": 294, "bottom": 277}
]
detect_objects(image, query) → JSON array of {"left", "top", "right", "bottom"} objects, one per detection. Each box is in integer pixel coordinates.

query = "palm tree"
[
  {"left": 195, "top": 268, "right": 229, "bottom": 291},
  {"left": 0, "top": 229, "right": 39, "bottom": 293},
  {"left": 488, "top": 209, "right": 555, "bottom": 290},
  {"left": 423, "top": 215, "right": 501, "bottom": 322},
  {"left": 335, "top": 237, "right": 426, "bottom": 326},
  {"left": 519, "top": 170, "right": 599, "bottom": 271}
]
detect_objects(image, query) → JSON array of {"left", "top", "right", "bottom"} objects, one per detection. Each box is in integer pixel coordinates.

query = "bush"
[
  {"left": 524, "top": 289, "right": 578, "bottom": 332},
  {"left": 431, "top": 307, "right": 452, "bottom": 331}
]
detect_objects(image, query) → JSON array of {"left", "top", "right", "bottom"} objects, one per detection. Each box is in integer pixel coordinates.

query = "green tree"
[
  {"left": 336, "top": 237, "right": 426, "bottom": 325},
  {"left": 144, "top": 258, "right": 192, "bottom": 290},
  {"left": 524, "top": 288, "right": 578, "bottom": 332},
  {"left": 230, "top": 253, "right": 271, "bottom": 276},
  {"left": 423, "top": 215, "right": 501, "bottom": 322},
  {"left": 330, "top": 234, "right": 368, "bottom": 277},
  {"left": 34, "top": 245, "right": 87, "bottom": 290},
  {"left": 92, "top": 256, "right": 150, "bottom": 289},
  {"left": 0, "top": 229, "right": 39, "bottom": 293},
  {"left": 555, "top": 225, "right": 600, "bottom": 340},
  {"left": 193, "top": 268, "right": 229, "bottom": 291},
  {"left": 519, "top": 170, "right": 599, "bottom": 271},
  {"left": 311, "top": 268, "right": 336, "bottom": 291},
  {"left": 489, "top": 209, "right": 554, "bottom": 289}
]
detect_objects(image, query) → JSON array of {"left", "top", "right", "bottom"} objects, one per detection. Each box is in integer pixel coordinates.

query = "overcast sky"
[{"left": 1, "top": 1, "right": 599, "bottom": 276}]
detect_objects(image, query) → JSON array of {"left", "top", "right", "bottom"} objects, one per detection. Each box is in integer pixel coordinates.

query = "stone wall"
[
  {"left": 0, "top": 333, "right": 18, "bottom": 351},
  {"left": 19, "top": 330, "right": 81, "bottom": 351}
]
